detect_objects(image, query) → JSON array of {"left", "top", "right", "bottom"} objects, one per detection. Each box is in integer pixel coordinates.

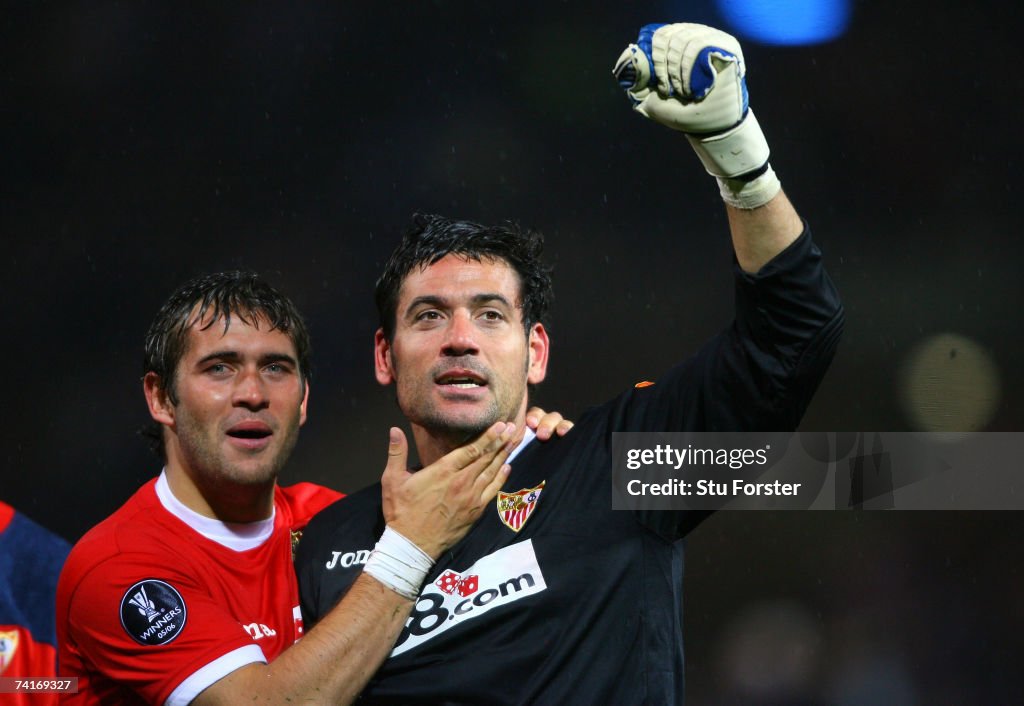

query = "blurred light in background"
[
  {"left": 827, "top": 653, "right": 918, "bottom": 706},
  {"left": 899, "top": 332, "right": 1001, "bottom": 432},
  {"left": 716, "top": 0, "right": 851, "bottom": 45},
  {"left": 715, "top": 599, "right": 821, "bottom": 700}
]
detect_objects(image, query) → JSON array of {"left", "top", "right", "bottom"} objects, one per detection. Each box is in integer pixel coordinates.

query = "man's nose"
[
  {"left": 442, "top": 311, "right": 480, "bottom": 356},
  {"left": 232, "top": 368, "right": 270, "bottom": 410}
]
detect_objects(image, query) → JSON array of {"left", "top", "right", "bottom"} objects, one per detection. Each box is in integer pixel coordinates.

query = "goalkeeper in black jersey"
[{"left": 297, "top": 22, "right": 844, "bottom": 705}]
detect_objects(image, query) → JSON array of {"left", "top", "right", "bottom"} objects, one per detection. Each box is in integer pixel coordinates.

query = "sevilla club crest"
[
  {"left": 0, "top": 629, "right": 19, "bottom": 673},
  {"left": 496, "top": 481, "right": 545, "bottom": 532}
]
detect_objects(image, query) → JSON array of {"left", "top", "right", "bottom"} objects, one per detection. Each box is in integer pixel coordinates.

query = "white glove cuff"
[
  {"left": 363, "top": 525, "right": 435, "bottom": 600},
  {"left": 686, "top": 109, "right": 771, "bottom": 179},
  {"left": 717, "top": 164, "right": 782, "bottom": 210}
]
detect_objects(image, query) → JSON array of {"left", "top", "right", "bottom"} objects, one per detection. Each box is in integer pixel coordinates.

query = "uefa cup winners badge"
[{"left": 128, "top": 585, "right": 161, "bottom": 622}]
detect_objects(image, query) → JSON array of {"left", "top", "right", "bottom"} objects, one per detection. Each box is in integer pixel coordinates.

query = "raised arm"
[{"left": 613, "top": 23, "right": 802, "bottom": 272}]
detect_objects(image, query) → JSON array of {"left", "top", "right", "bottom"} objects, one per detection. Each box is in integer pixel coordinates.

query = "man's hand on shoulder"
[{"left": 525, "top": 406, "right": 574, "bottom": 441}]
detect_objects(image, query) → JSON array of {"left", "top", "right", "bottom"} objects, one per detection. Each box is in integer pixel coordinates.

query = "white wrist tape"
[
  {"left": 363, "top": 526, "right": 435, "bottom": 601},
  {"left": 686, "top": 109, "right": 771, "bottom": 179},
  {"left": 716, "top": 165, "right": 782, "bottom": 210}
]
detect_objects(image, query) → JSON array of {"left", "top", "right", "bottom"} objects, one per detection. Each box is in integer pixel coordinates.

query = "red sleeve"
[
  {"left": 0, "top": 500, "right": 14, "bottom": 532},
  {"left": 280, "top": 482, "right": 344, "bottom": 531},
  {"left": 64, "top": 552, "right": 264, "bottom": 705}
]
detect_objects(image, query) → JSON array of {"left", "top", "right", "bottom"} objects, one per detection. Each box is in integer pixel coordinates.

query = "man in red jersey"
[
  {"left": 1, "top": 500, "right": 70, "bottom": 706},
  {"left": 57, "top": 271, "right": 567, "bottom": 705}
]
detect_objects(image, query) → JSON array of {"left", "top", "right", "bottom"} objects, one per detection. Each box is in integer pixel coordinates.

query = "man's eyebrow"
[
  {"left": 261, "top": 353, "right": 299, "bottom": 367},
  {"left": 196, "top": 350, "right": 242, "bottom": 366},
  {"left": 404, "top": 293, "right": 515, "bottom": 316},
  {"left": 194, "top": 351, "right": 298, "bottom": 367},
  {"left": 471, "top": 293, "right": 514, "bottom": 308},
  {"left": 405, "top": 295, "right": 447, "bottom": 316}
]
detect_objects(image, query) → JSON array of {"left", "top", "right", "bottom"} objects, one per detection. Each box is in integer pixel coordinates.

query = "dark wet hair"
[
  {"left": 141, "top": 270, "right": 310, "bottom": 457},
  {"left": 375, "top": 213, "right": 553, "bottom": 340}
]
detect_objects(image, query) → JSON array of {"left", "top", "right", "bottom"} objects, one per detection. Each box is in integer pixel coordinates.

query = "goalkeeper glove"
[{"left": 613, "top": 23, "right": 780, "bottom": 208}]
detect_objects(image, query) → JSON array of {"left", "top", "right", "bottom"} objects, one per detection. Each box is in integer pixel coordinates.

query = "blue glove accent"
[
  {"left": 690, "top": 46, "right": 733, "bottom": 99},
  {"left": 692, "top": 46, "right": 749, "bottom": 117},
  {"left": 636, "top": 23, "right": 666, "bottom": 90},
  {"left": 615, "top": 58, "right": 639, "bottom": 92}
]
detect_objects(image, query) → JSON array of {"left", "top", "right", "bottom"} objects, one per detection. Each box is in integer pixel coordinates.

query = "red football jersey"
[
  {"left": 1, "top": 626, "right": 60, "bottom": 706},
  {"left": 2, "top": 500, "right": 71, "bottom": 706},
  {"left": 56, "top": 474, "right": 341, "bottom": 705}
]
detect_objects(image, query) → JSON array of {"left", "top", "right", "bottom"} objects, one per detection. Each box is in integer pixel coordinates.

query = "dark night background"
[{"left": 3, "top": 1, "right": 1022, "bottom": 703}]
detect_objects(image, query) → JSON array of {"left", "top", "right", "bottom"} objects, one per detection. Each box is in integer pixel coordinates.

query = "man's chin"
[
  {"left": 217, "top": 450, "right": 287, "bottom": 486},
  {"left": 217, "top": 454, "right": 272, "bottom": 475},
  {"left": 421, "top": 412, "right": 498, "bottom": 444}
]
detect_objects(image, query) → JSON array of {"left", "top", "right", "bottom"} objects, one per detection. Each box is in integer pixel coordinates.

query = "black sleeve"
[
  {"left": 617, "top": 224, "right": 842, "bottom": 431},
  {"left": 295, "top": 507, "right": 328, "bottom": 628},
  {"left": 608, "top": 225, "right": 844, "bottom": 538}
]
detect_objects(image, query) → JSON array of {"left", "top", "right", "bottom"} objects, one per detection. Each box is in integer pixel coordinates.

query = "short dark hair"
[
  {"left": 375, "top": 213, "right": 554, "bottom": 341},
  {"left": 141, "top": 270, "right": 311, "bottom": 457}
]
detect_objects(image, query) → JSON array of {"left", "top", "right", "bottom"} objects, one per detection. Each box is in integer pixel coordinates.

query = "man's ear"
[
  {"left": 298, "top": 379, "right": 310, "bottom": 426},
  {"left": 527, "top": 323, "right": 549, "bottom": 385},
  {"left": 144, "top": 372, "right": 175, "bottom": 426},
  {"left": 374, "top": 328, "right": 395, "bottom": 385}
]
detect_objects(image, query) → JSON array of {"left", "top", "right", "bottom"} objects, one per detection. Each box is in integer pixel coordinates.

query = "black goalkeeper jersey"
[{"left": 296, "top": 227, "right": 843, "bottom": 705}]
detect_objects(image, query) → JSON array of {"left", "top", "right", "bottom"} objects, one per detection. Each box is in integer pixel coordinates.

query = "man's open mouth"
[
  {"left": 226, "top": 422, "right": 273, "bottom": 440},
  {"left": 435, "top": 370, "right": 487, "bottom": 389}
]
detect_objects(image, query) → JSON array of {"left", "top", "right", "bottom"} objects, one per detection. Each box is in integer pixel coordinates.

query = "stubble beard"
[
  {"left": 393, "top": 348, "right": 532, "bottom": 450},
  {"left": 174, "top": 408, "right": 301, "bottom": 490},
  {"left": 399, "top": 377, "right": 526, "bottom": 450},
  {"left": 411, "top": 397, "right": 503, "bottom": 448}
]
